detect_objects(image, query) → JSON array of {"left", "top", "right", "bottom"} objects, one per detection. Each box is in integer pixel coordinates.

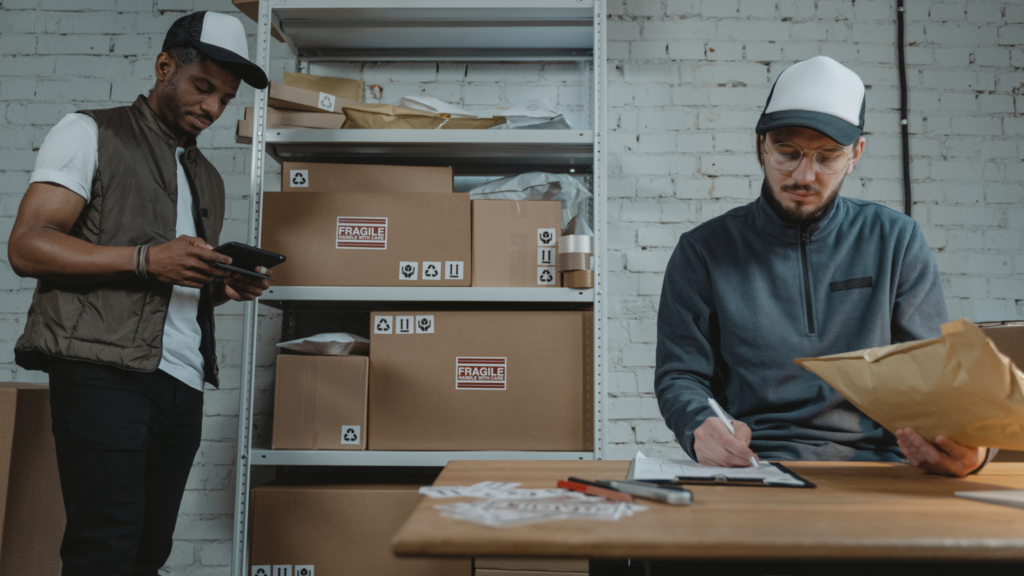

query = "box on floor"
[
  {"left": 368, "top": 310, "right": 593, "bottom": 451},
  {"left": 261, "top": 191, "right": 471, "bottom": 287},
  {"left": 471, "top": 200, "right": 562, "bottom": 287},
  {"left": 272, "top": 355, "right": 368, "bottom": 451},
  {"left": 281, "top": 162, "right": 452, "bottom": 194},
  {"left": 251, "top": 479, "right": 470, "bottom": 576},
  {"left": 0, "top": 383, "right": 63, "bottom": 576}
]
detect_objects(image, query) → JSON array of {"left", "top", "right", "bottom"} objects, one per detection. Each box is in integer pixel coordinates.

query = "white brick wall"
[{"left": 0, "top": 1, "right": 1022, "bottom": 574}]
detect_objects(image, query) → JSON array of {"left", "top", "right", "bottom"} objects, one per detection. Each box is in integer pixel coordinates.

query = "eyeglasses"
[{"left": 763, "top": 142, "right": 852, "bottom": 175}]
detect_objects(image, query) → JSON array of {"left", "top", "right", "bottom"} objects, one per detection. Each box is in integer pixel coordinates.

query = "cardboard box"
[
  {"left": 251, "top": 481, "right": 470, "bottom": 576},
  {"left": 282, "top": 162, "right": 453, "bottom": 194},
  {"left": 471, "top": 200, "right": 562, "bottom": 288},
  {"left": 475, "top": 558, "right": 589, "bottom": 572},
  {"left": 981, "top": 323, "right": 1024, "bottom": 462},
  {"left": 268, "top": 82, "right": 356, "bottom": 114},
  {"left": 0, "top": 383, "right": 63, "bottom": 576},
  {"left": 272, "top": 355, "right": 368, "bottom": 451},
  {"left": 261, "top": 192, "right": 472, "bottom": 287},
  {"left": 368, "top": 310, "right": 593, "bottom": 450},
  {"left": 231, "top": 0, "right": 285, "bottom": 42}
]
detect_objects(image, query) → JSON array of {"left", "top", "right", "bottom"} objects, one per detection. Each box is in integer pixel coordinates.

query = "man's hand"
[
  {"left": 221, "top": 265, "right": 272, "bottom": 302},
  {"left": 693, "top": 417, "right": 758, "bottom": 467},
  {"left": 147, "top": 236, "right": 231, "bottom": 288},
  {"left": 895, "top": 428, "right": 986, "bottom": 477}
]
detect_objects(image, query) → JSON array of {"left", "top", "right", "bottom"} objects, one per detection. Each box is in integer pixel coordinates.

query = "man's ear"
[
  {"left": 847, "top": 136, "right": 866, "bottom": 174},
  {"left": 154, "top": 52, "right": 176, "bottom": 84}
]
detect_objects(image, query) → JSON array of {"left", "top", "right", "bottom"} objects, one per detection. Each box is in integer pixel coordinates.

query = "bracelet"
[
  {"left": 132, "top": 245, "right": 141, "bottom": 278},
  {"left": 139, "top": 245, "right": 149, "bottom": 280}
]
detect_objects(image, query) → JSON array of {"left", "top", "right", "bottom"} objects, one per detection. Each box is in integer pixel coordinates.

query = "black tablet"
[{"left": 212, "top": 242, "right": 286, "bottom": 281}]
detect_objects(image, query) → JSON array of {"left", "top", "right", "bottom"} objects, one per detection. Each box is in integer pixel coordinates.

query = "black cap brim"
[
  {"left": 755, "top": 109, "right": 862, "bottom": 146},
  {"left": 191, "top": 40, "right": 269, "bottom": 90}
]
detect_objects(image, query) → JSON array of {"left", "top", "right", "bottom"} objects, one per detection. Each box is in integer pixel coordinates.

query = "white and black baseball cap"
[
  {"left": 162, "top": 11, "right": 268, "bottom": 89},
  {"left": 755, "top": 56, "right": 865, "bottom": 146}
]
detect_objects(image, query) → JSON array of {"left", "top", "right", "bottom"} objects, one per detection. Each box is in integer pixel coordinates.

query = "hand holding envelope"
[{"left": 796, "top": 319, "right": 1024, "bottom": 452}]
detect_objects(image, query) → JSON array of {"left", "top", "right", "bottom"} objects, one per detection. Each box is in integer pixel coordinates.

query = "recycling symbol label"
[
  {"left": 295, "top": 567, "right": 314, "bottom": 576},
  {"left": 341, "top": 425, "right": 361, "bottom": 445},
  {"left": 415, "top": 315, "right": 435, "bottom": 334},
  {"left": 537, "top": 228, "right": 556, "bottom": 246},
  {"left": 423, "top": 261, "right": 441, "bottom": 280},
  {"left": 399, "top": 261, "right": 418, "bottom": 280},
  {"left": 374, "top": 316, "right": 393, "bottom": 334},
  {"left": 253, "top": 568, "right": 270, "bottom": 576},
  {"left": 537, "top": 267, "right": 556, "bottom": 285},
  {"left": 289, "top": 169, "right": 308, "bottom": 188},
  {"left": 317, "top": 91, "right": 336, "bottom": 112}
]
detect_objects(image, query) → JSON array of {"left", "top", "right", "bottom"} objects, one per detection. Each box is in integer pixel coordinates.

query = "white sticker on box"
[
  {"left": 396, "top": 316, "right": 414, "bottom": 334},
  {"left": 337, "top": 217, "right": 387, "bottom": 250},
  {"left": 374, "top": 316, "right": 393, "bottom": 334},
  {"left": 537, "top": 228, "right": 557, "bottom": 247},
  {"left": 399, "top": 262, "right": 418, "bottom": 280},
  {"left": 456, "top": 357, "right": 507, "bottom": 390},
  {"left": 317, "top": 91, "right": 336, "bottom": 112},
  {"left": 538, "top": 247, "right": 554, "bottom": 266},
  {"left": 252, "top": 567, "right": 271, "bottom": 576},
  {"left": 422, "top": 262, "right": 442, "bottom": 280},
  {"left": 415, "top": 315, "right": 435, "bottom": 334},
  {"left": 341, "top": 426, "right": 360, "bottom": 445},
  {"left": 289, "top": 169, "right": 308, "bottom": 188},
  {"left": 273, "top": 567, "right": 292, "bottom": 576},
  {"left": 538, "top": 267, "right": 556, "bottom": 285},
  {"left": 295, "top": 567, "right": 314, "bottom": 576},
  {"left": 444, "top": 261, "right": 464, "bottom": 280}
]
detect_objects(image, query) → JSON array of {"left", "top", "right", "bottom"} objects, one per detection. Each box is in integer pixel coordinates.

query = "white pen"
[{"left": 707, "top": 397, "right": 759, "bottom": 468}]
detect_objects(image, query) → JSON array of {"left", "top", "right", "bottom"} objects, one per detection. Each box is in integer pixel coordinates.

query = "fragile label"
[
  {"left": 337, "top": 217, "right": 387, "bottom": 249},
  {"left": 538, "top": 228, "right": 556, "bottom": 246},
  {"left": 538, "top": 247, "right": 554, "bottom": 266},
  {"left": 415, "top": 315, "right": 434, "bottom": 334},
  {"left": 341, "top": 425, "right": 360, "bottom": 445},
  {"left": 399, "top": 261, "right": 418, "bottom": 280},
  {"left": 317, "top": 91, "right": 336, "bottom": 112},
  {"left": 422, "top": 261, "right": 442, "bottom": 280},
  {"left": 456, "top": 357, "right": 507, "bottom": 390},
  {"left": 396, "top": 316, "right": 414, "bottom": 334},
  {"left": 445, "top": 261, "right": 464, "bottom": 280},
  {"left": 295, "top": 567, "right": 314, "bottom": 576},
  {"left": 374, "top": 316, "right": 393, "bottom": 334},
  {"left": 289, "top": 169, "right": 308, "bottom": 188},
  {"left": 537, "top": 267, "right": 556, "bottom": 285}
]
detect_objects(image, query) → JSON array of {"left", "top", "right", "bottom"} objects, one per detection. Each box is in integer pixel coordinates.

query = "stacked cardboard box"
[
  {"left": 272, "top": 355, "right": 368, "bottom": 451},
  {"left": 471, "top": 200, "right": 562, "bottom": 287}
]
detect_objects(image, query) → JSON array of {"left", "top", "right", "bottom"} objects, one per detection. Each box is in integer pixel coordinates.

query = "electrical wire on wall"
[{"left": 896, "top": 0, "right": 912, "bottom": 217}]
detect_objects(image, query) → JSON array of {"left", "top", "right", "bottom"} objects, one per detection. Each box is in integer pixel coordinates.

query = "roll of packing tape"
[
  {"left": 558, "top": 234, "right": 593, "bottom": 254},
  {"left": 558, "top": 252, "right": 591, "bottom": 271},
  {"left": 563, "top": 270, "right": 594, "bottom": 289}
]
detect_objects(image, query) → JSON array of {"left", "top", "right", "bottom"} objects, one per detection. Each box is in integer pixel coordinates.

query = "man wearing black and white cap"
[
  {"left": 8, "top": 12, "right": 270, "bottom": 574},
  {"left": 655, "top": 56, "right": 991, "bottom": 477}
]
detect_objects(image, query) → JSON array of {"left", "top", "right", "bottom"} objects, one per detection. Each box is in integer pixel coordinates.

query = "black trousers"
[{"left": 48, "top": 359, "right": 204, "bottom": 576}]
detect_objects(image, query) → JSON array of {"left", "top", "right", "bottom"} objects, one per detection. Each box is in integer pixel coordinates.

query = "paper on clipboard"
[{"left": 630, "top": 452, "right": 806, "bottom": 486}]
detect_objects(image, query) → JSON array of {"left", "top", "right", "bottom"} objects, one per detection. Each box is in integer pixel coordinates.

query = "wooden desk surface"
[{"left": 392, "top": 460, "right": 1024, "bottom": 561}]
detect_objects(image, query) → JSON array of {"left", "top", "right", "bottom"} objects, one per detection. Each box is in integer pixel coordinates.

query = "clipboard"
[{"left": 673, "top": 463, "right": 816, "bottom": 488}]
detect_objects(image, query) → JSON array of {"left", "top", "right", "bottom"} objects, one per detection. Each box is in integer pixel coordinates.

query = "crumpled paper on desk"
[{"left": 795, "top": 318, "right": 1024, "bottom": 450}]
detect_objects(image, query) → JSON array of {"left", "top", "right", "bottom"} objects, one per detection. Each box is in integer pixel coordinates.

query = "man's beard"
[
  {"left": 159, "top": 74, "right": 209, "bottom": 139},
  {"left": 763, "top": 179, "right": 843, "bottom": 225}
]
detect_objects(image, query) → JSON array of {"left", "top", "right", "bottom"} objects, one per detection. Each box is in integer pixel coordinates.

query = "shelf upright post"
[
  {"left": 592, "top": 0, "right": 607, "bottom": 460},
  {"left": 231, "top": 1, "right": 274, "bottom": 575}
]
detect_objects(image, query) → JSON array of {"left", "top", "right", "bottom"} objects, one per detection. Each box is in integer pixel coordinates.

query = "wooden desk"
[{"left": 393, "top": 460, "right": 1024, "bottom": 571}]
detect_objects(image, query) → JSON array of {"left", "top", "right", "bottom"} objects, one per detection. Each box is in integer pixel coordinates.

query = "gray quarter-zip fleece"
[{"left": 655, "top": 182, "right": 948, "bottom": 461}]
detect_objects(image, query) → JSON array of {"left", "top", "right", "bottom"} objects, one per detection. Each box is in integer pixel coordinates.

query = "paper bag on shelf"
[
  {"left": 341, "top": 103, "right": 446, "bottom": 129},
  {"left": 795, "top": 318, "right": 1024, "bottom": 450},
  {"left": 283, "top": 70, "right": 364, "bottom": 103},
  {"left": 441, "top": 116, "right": 507, "bottom": 130}
]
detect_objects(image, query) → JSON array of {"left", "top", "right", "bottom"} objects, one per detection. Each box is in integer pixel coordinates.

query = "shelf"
[
  {"left": 271, "top": 0, "right": 595, "bottom": 61},
  {"left": 252, "top": 449, "right": 595, "bottom": 467},
  {"left": 260, "top": 129, "right": 594, "bottom": 175},
  {"left": 259, "top": 286, "right": 594, "bottom": 310}
]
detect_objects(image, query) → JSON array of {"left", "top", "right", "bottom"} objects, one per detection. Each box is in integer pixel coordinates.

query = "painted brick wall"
[{"left": 0, "top": 1, "right": 1021, "bottom": 574}]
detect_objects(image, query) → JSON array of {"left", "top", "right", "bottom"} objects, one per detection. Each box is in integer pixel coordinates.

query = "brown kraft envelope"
[{"left": 795, "top": 318, "right": 1024, "bottom": 450}]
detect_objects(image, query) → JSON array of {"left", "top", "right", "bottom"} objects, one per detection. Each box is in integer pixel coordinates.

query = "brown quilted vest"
[{"left": 15, "top": 95, "right": 226, "bottom": 387}]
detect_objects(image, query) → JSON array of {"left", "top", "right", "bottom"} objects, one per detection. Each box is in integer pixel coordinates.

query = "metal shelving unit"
[{"left": 233, "top": 2, "right": 606, "bottom": 574}]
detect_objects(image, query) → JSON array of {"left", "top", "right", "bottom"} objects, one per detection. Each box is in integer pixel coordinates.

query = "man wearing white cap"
[
  {"left": 8, "top": 12, "right": 270, "bottom": 574},
  {"left": 655, "top": 56, "right": 991, "bottom": 477}
]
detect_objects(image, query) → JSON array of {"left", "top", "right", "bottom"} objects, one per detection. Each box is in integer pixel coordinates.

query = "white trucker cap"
[
  {"left": 755, "top": 56, "right": 866, "bottom": 146},
  {"left": 162, "top": 11, "right": 268, "bottom": 89}
]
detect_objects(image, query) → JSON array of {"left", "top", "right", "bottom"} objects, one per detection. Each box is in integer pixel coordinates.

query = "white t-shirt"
[{"left": 30, "top": 113, "right": 206, "bottom": 391}]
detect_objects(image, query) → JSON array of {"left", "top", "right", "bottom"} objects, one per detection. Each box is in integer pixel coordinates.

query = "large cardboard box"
[
  {"left": 981, "top": 323, "right": 1024, "bottom": 462},
  {"left": 0, "top": 383, "right": 63, "bottom": 576},
  {"left": 281, "top": 162, "right": 453, "bottom": 194},
  {"left": 272, "top": 355, "right": 368, "bottom": 451},
  {"left": 368, "top": 310, "right": 593, "bottom": 450},
  {"left": 251, "top": 481, "right": 470, "bottom": 576},
  {"left": 471, "top": 200, "right": 562, "bottom": 288},
  {"left": 261, "top": 192, "right": 472, "bottom": 287}
]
